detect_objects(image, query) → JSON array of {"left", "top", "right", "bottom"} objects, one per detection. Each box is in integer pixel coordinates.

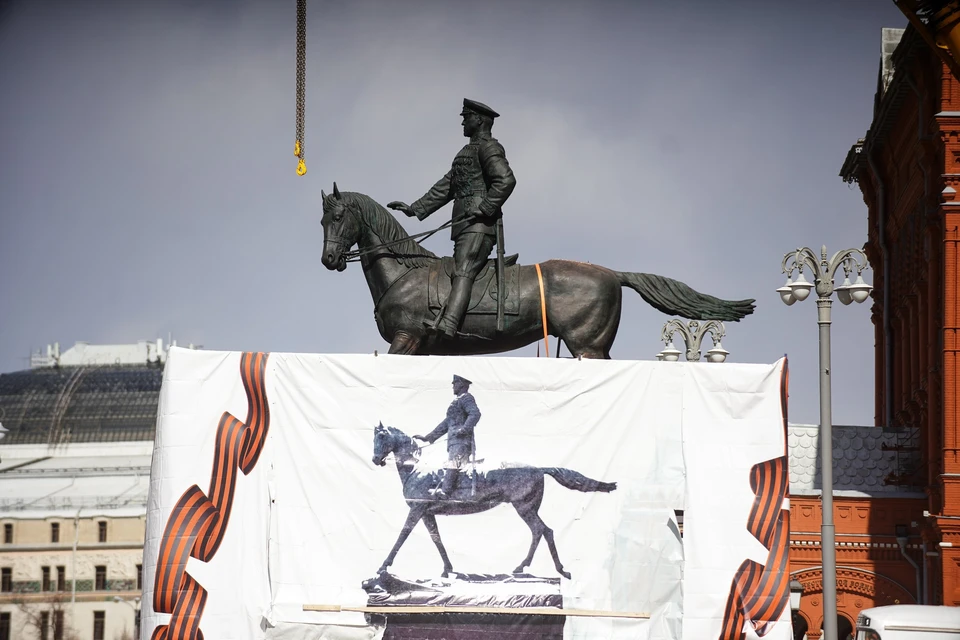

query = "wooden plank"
[{"left": 302, "top": 604, "right": 650, "bottom": 619}]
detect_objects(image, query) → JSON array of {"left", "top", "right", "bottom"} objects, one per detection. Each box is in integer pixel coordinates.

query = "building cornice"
[
  {"left": 840, "top": 25, "right": 925, "bottom": 182},
  {"left": 0, "top": 542, "right": 143, "bottom": 553}
]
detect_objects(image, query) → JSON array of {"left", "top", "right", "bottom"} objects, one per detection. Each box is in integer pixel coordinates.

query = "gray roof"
[
  {"left": 0, "top": 441, "right": 152, "bottom": 518},
  {"left": 0, "top": 364, "right": 162, "bottom": 445},
  {"left": 788, "top": 424, "right": 923, "bottom": 497}
]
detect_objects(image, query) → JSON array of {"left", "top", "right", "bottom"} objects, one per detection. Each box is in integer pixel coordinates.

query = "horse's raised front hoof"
[
  {"left": 441, "top": 571, "right": 449, "bottom": 578},
  {"left": 559, "top": 569, "right": 572, "bottom": 580}
]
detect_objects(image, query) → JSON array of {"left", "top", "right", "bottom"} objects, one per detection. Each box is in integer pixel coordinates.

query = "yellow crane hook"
[
  {"left": 295, "top": 141, "right": 306, "bottom": 176},
  {"left": 294, "top": 0, "right": 307, "bottom": 177}
]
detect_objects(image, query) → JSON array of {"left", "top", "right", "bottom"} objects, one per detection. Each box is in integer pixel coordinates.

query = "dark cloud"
[{"left": 0, "top": 0, "right": 906, "bottom": 425}]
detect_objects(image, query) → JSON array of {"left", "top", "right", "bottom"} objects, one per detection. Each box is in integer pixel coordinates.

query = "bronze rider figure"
[{"left": 388, "top": 98, "right": 517, "bottom": 339}]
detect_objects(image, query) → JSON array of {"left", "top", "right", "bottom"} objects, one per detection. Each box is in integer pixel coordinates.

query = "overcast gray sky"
[{"left": 0, "top": 0, "right": 906, "bottom": 426}]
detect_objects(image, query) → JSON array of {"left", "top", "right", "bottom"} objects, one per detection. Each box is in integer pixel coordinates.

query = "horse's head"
[
  {"left": 372, "top": 422, "right": 415, "bottom": 467},
  {"left": 321, "top": 182, "right": 359, "bottom": 272}
]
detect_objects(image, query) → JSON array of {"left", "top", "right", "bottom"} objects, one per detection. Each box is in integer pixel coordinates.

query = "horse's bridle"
[
  {"left": 323, "top": 199, "right": 477, "bottom": 313},
  {"left": 376, "top": 426, "right": 427, "bottom": 465},
  {"left": 324, "top": 200, "right": 472, "bottom": 264}
]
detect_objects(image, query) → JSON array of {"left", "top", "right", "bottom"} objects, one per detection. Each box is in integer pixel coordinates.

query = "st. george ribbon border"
[
  {"left": 150, "top": 352, "right": 270, "bottom": 640},
  {"left": 717, "top": 359, "right": 791, "bottom": 640}
]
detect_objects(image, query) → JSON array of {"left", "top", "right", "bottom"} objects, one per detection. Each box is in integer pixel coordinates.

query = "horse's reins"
[
  {"left": 383, "top": 435, "right": 440, "bottom": 466},
  {"left": 340, "top": 209, "right": 477, "bottom": 263},
  {"left": 334, "top": 204, "right": 499, "bottom": 338}
]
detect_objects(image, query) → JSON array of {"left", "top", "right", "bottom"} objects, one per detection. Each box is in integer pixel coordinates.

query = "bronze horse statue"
[
  {"left": 320, "top": 184, "right": 755, "bottom": 357},
  {"left": 372, "top": 423, "right": 616, "bottom": 579}
]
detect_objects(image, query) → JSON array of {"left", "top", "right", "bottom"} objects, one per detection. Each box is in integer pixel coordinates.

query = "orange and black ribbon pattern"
[
  {"left": 717, "top": 363, "right": 790, "bottom": 640},
  {"left": 151, "top": 352, "right": 270, "bottom": 640}
]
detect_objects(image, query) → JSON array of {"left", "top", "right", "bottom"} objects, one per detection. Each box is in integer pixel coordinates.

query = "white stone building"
[
  {"left": 0, "top": 340, "right": 194, "bottom": 640},
  {"left": 0, "top": 443, "right": 149, "bottom": 640}
]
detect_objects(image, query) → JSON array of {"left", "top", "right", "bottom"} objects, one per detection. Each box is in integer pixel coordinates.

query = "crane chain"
[{"left": 295, "top": 0, "right": 307, "bottom": 176}]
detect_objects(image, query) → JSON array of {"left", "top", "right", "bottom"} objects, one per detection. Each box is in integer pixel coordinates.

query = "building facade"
[
  {"left": 0, "top": 443, "right": 151, "bottom": 640},
  {"left": 827, "top": 19, "right": 960, "bottom": 636},
  {"left": 0, "top": 341, "right": 172, "bottom": 640},
  {"left": 788, "top": 424, "right": 927, "bottom": 639}
]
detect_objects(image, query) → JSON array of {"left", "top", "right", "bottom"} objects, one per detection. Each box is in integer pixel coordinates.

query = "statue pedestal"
[
  {"left": 365, "top": 572, "right": 565, "bottom": 640},
  {"left": 380, "top": 611, "right": 564, "bottom": 640}
]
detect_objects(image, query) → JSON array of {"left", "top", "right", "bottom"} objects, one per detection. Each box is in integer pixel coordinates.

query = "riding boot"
[
  {"left": 437, "top": 276, "right": 474, "bottom": 338},
  {"left": 440, "top": 466, "right": 458, "bottom": 497}
]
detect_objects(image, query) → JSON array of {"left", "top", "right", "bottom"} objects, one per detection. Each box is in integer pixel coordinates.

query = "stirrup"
[{"left": 423, "top": 317, "right": 459, "bottom": 338}]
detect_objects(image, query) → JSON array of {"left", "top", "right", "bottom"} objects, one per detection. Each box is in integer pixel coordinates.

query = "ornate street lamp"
[
  {"left": 657, "top": 319, "right": 728, "bottom": 362},
  {"left": 778, "top": 245, "right": 872, "bottom": 640},
  {"left": 790, "top": 579, "right": 803, "bottom": 613}
]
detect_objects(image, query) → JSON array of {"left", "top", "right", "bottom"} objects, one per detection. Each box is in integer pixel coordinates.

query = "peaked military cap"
[
  {"left": 461, "top": 98, "right": 500, "bottom": 119},
  {"left": 452, "top": 374, "right": 472, "bottom": 385}
]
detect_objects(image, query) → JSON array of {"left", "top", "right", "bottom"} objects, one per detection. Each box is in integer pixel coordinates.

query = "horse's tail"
[
  {"left": 614, "top": 271, "right": 756, "bottom": 322},
  {"left": 544, "top": 468, "right": 617, "bottom": 493}
]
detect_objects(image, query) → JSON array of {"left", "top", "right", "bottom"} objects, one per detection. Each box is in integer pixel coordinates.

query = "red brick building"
[
  {"left": 788, "top": 423, "right": 925, "bottom": 639},
  {"left": 790, "top": 22, "right": 960, "bottom": 638}
]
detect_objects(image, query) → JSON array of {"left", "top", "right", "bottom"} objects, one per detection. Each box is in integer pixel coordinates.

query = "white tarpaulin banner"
[{"left": 142, "top": 349, "right": 790, "bottom": 640}]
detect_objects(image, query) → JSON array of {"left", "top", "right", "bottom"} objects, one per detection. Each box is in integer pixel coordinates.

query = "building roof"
[
  {"left": 788, "top": 424, "right": 923, "bottom": 498},
  {"left": 880, "top": 28, "right": 906, "bottom": 95},
  {"left": 840, "top": 26, "right": 918, "bottom": 183},
  {"left": 0, "top": 363, "right": 163, "bottom": 445},
  {"left": 0, "top": 441, "right": 152, "bottom": 519}
]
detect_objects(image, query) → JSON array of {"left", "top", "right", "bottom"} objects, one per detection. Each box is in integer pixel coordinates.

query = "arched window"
[
  {"left": 821, "top": 614, "right": 854, "bottom": 640},
  {"left": 792, "top": 610, "right": 809, "bottom": 640}
]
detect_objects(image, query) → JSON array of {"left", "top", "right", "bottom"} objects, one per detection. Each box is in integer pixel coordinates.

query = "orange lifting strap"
[{"left": 535, "top": 263, "right": 549, "bottom": 357}]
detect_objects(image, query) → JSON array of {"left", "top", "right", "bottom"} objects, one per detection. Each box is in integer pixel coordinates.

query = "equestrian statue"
[{"left": 320, "top": 98, "right": 755, "bottom": 358}]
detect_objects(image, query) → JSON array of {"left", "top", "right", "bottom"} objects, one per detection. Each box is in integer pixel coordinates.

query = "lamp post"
[
  {"left": 113, "top": 596, "right": 141, "bottom": 639},
  {"left": 657, "top": 319, "right": 729, "bottom": 362},
  {"left": 778, "top": 245, "right": 872, "bottom": 640}
]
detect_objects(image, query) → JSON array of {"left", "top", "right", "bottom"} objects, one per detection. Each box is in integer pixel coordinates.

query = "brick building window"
[
  {"left": 0, "top": 612, "right": 9, "bottom": 640},
  {"left": 57, "top": 565, "right": 66, "bottom": 591},
  {"left": 50, "top": 522, "right": 59, "bottom": 543},
  {"left": 92, "top": 611, "right": 105, "bottom": 640},
  {"left": 2, "top": 524, "right": 11, "bottom": 544},
  {"left": 97, "top": 521, "right": 107, "bottom": 543},
  {"left": 1, "top": 568, "right": 11, "bottom": 592},
  {"left": 94, "top": 565, "right": 106, "bottom": 590},
  {"left": 40, "top": 611, "right": 49, "bottom": 640},
  {"left": 54, "top": 611, "right": 63, "bottom": 640},
  {"left": 136, "top": 564, "right": 142, "bottom": 590},
  {"left": 42, "top": 565, "right": 51, "bottom": 591}
]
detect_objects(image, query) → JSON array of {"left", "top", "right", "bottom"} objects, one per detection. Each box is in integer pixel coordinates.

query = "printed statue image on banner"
[{"left": 141, "top": 349, "right": 790, "bottom": 640}]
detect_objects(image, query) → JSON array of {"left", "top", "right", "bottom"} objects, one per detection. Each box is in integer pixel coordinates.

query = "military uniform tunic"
[
  {"left": 422, "top": 391, "right": 481, "bottom": 463},
  {"left": 410, "top": 132, "right": 516, "bottom": 246},
  {"left": 408, "top": 128, "right": 516, "bottom": 335}
]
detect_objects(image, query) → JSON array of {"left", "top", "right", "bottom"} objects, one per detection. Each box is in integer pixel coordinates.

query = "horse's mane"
[
  {"left": 386, "top": 425, "right": 420, "bottom": 459},
  {"left": 386, "top": 425, "right": 409, "bottom": 440},
  {"left": 348, "top": 192, "right": 438, "bottom": 268}
]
